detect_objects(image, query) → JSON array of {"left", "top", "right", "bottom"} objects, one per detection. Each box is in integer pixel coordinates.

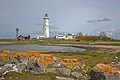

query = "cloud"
[{"left": 87, "top": 18, "right": 112, "bottom": 23}]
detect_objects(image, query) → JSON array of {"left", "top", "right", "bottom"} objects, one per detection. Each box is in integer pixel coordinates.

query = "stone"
[
  {"left": 56, "top": 76, "right": 74, "bottom": 80},
  {"left": 71, "top": 72, "right": 83, "bottom": 78},
  {"left": 11, "top": 58, "right": 20, "bottom": 66},
  {"left": 38, "top": 63, "right": 46, "bottom": 72},
  {"left": 53, "top": 62, "right": 67, "bottom": 68},
  {"left": 26, "top": 61, "right": 46, "bottom": 74},
  {"left": 0, "top": 64, "right": 13, "bottom": 77},
  {"left": 90, "top": 70, "right": 106, "bottom": 80},
  {"left": 0, "top": 76, "right": 5, "bottom": 80},
  {"left": 17, "top": 62, "right": 27, "bottom": 73},
  {"left": 12, "top": 64, "right": 18, "bottom": 72},
  {"left": 56, "top": 68, "right": 71, "bottom": 76},
  {"left": 27, "top": 61, "right": 40, "bottom": 74},
  {"left": 0, "top": 62, "right": 6, "bottom": 67},
  {"left": 46, "top": 68, "right": 56, "bottom": 73},
  {"left": 90, "top": 63, "right": 120, "bottom": 80},
  {"left": 14, "top": 55, "right": 22, "bottom": 63}
]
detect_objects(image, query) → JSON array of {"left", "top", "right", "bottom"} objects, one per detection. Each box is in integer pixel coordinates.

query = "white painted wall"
[{"left": 43, "top": 17, "right": 49, "bottom": 38}]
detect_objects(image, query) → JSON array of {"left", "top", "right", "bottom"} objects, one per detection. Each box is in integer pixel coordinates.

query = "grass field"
[{"left": 0, "top": 39, "right": 120, "bottom": 46}]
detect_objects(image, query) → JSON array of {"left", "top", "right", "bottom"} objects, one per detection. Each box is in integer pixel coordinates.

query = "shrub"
[{"left": 76, "top": 36, "right": 108, "bottom": 41}]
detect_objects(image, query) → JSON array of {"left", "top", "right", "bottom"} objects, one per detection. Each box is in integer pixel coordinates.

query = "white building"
[
  {"left": 36, "top": 36, "right": 45, "bottom": 39},
  {"left": 43, "top": 14, "right": 49, "bottom": 38},
  {"left": 55, "top": 34, "right": 75, "bottom": 40},
  {"left": 55, "top": 35, "right": 67, "bottom": 40}
]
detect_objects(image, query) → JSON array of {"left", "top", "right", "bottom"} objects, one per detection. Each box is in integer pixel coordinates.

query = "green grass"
[
  {"left": 1, "top": 39, "right": 120, "bottom": 46},
  {"left": 67, "top": 50, "right": 106, "bottom": 57},
  {"left": 4, "top": 71, "right": 79, "bottom": 80},
  {"left": 4, "top": 71, "right": 56, "bottom": 80},
  {"left": 94, "top": 43, "right": 120, "bottom": 46},
  {"left": 115, "top": 52, "right": 120, "bottom": 56},
  {"left": 0, "top": 39, "right": 17, "bottom": 42}
]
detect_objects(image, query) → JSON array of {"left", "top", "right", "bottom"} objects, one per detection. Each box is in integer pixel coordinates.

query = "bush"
[{"left": 76, "top": 36, "right": 108, "bottom": 41}]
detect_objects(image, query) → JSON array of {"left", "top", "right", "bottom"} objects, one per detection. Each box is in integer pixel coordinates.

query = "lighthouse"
[{"left": 43, "top": 14, "right": 49, "bottom": 38}]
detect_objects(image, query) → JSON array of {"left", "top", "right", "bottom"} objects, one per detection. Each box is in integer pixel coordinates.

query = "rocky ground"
[{"left": 0, "top": 50, "right": 120, "bottom": 80}]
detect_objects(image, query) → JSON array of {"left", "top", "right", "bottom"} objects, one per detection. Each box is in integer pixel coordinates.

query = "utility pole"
[{"left": 16, "top": 28, "right": 19, "bottom": 38}]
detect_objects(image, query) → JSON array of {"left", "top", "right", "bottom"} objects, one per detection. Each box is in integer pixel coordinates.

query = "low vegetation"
[
  {"left": 0, "top": 39, "right": 120, "bottom": 46},
  {"left": 0, "top": 49, "right": 120, "bottom": 80}
]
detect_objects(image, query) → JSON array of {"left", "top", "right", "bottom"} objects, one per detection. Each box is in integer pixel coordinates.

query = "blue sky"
[{"left": 0, "top": 0, "right": 120, "bottom": 39}]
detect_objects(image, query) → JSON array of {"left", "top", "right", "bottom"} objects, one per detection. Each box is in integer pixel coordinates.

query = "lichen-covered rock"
[
  {"left": 71, "top": 72, "right": 83, "bottom": 78},
  {"left": 90, "top": 63, "right": 120, "bottom": 80},
  {"left": 0, "top": 50, "right": 85, "bottom": 76},
  {"left": 26, "top": 60, "right": 46, "bottom": 74},
  {"left": 46, "top": 68, "right": 56, "bottom": 73},
  {"left": 56, "top": 68, "right": 71, "bottom": 76},
  {"left": 17, "top": 62, "right": 27, "bottom": 73},
  {"left": 0, "top": 61, "right": 6, "bottom": 67},
  {"left": 53, "top": 61, "right": 68, "bottom": 68},
  {"left": 11, "top": 58, "right": 20, "bottom": 66},
  {"left": 46, "top": 68, "right": 71, "bottom": 76}
]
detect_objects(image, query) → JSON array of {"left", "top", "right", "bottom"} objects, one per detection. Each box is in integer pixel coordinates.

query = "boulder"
[
  {"left": 0, "top": 61, "right": 6, "bottom": 67},
  {"left": 38, "top": 63, "right": 46, "bottom": 72},
  {"left": 11, "top": 58, "right": 20, "bottom": 66},
  {"left": 71, "top": 72, "right": 83, "bottom": 78},
  {"left": 56, "top": 76, "right": 74, "bottom": 80},
  {"left": 14, "top": 55, "right": 22, "bottom": 63},
  {"left": 46, "top": 68, "right": 56, "bottom": 73},
  {"left": 56, "top": 68, "right": 71, "bottom": 76},
  {"left": 26, "top": 61, "right": 46, "bottom": 74},
  {"left": 0, "top": 64, "right": 13, "bottom": 77},
  {"left": 46, "top": 68, "right": 71, "bottom": 76},
  {"left": 90, "top": 63, "right": 120, "bottom": 80},
  {"left": 53, "top": 62, "right": 67, "bottom": 68},
  {"left": 17, "top": 62, "right": 27, "bottom": 73}
]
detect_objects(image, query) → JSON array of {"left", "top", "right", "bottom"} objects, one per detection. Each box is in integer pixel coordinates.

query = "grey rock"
[
  {"left": 46, "top": 68, "right": 56, "bottom": 73},
  {"left": 56, "top": 76, "right": 74, "bottom": 80},
  {"left": 0, "top": 64, "right": 13, "bottom": 77},
  {"left": 0, "top": 62, "right": 6, "bottom": 67},
  {"left": 26, "top": 61, "right": 46, "bottom": 74},
  {"left": 12, "top": 64, "right": 18, "bottom": 72},
  {"left": 53, "top": 62, "right": 67, "bottom": 68},
  {"left": 71, "top": 72, "right": 83, "bottom": 78},
  {"left": 17, "top": 62, "right": 27, "bottom": 73},
  {"left": 56, "top": 68, "right": 71, "bottom": 76},
  {"left": 90, "top": 68, "right": 120, "bottom": 80},
  {"left": 11, "top": 58, "right": 20, "bottom": 66},
  {"left": 38, "top": 63, "right": 46, "bottom": 72},
  {"left": 14, "top": 55, "right": 22, "bottom": 63},
  {"left": 90, "top": 70, "right": 106, "bottom": 80}
]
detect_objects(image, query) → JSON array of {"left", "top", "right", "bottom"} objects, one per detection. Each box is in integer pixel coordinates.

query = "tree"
[
  {"left": 99, "top": 31, "right": 106, "bottom": 37},
  {"left": 78, "top": 32, "right": 83, "bottom": 36}
]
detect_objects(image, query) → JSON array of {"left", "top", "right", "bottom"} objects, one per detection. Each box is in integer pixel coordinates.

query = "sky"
[{"left": 0, "top": 0, "right": 120, "bottom": 39}]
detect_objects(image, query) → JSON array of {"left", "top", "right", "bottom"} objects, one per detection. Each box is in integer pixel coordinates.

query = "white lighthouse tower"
[{"left": 43, "top": 14, "right": 49, "bottom": 38}]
